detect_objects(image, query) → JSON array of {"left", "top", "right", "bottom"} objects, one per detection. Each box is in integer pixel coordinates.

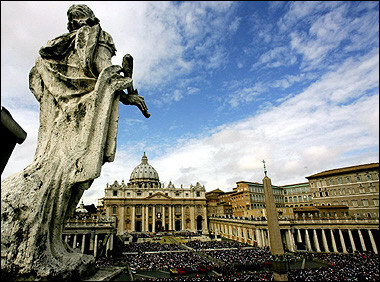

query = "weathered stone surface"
[{"left": 1, "top": 4, "right": 149, "bottom": 279}]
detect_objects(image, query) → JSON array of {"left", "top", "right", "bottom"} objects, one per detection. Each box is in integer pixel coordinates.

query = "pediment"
[{"left": 145, "top": 192, "right": 172, "bottom": 200}]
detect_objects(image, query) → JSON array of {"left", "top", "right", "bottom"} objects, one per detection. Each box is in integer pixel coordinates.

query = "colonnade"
[
  {"left": 209, "top": 218, "right": 379, "bottom": 254},
  {"left": 117, "top": 204, "right": 208, "bottom": 234},
  {"left": 62, "top": 232, "right": 114, "bottom": 257}
]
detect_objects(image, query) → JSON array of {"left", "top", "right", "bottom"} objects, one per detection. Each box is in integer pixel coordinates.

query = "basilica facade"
[{"left": 98, "top": 153, "right": 208, "bottom": 235}]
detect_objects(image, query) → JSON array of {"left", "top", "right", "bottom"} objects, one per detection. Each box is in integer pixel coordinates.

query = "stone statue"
[{"left": 1, "top": 4, "right": 149, "bottom": 279}]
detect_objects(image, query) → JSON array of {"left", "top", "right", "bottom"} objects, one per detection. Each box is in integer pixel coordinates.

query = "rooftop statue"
[{"left": 1, "top": 4, "right": 149, "bottom": 279}]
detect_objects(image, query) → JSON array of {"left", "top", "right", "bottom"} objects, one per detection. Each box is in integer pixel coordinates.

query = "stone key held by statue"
[{"left": 121, "top": 54, "right": 151, "bottom": 118}]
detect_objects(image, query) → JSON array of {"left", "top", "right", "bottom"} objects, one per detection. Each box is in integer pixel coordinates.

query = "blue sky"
[{"left": 1, "top": 1, "right": 379, "bottom": 205}]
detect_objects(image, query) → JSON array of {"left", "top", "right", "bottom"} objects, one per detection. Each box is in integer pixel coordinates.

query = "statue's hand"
[{"left": 119, "top": 90, "right": 150, "bottom": 118}]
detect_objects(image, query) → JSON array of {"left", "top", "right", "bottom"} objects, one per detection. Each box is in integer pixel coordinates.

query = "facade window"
[
  {"left": 112, "top": 206, "right": 117, "bottom": 214},
  {"left": 137, "top": 192, "right": 142, "bottom": 196},
  {"left": 367, "top": 174, "right": 372, "bottom": 180},
  {"left": 342, "top": 200, "right": 348, "bottom": 206},
  {"left": 362, "top": 199, "right": 369, "bottom": 206},
  {"left": 359, "top": 185, "right": 365, "bottom": 193},
  {"left": 340, "top": 188, "right": 345, "bottom": 195},
  {"left": 352, "top": 200, "right": 358, "bottom": 207},
  {"left": 337, "top": 178, "right": 342, "bottom": 184},
  {"left": 373, "top": 198, "right": 379, "bottom": 206},
  {"left": 127, "top": 192, "right": 130, "bottom": 197},
  {"left": 356, "top": 175, "right": 362, "bottom": 182},
  {"left": 346, "top": 176, "right": 351, "bottom": 183},
  {"left": 196, "top": 191, "right": 200, "bottom": 197},
  {"left": 113, "top": 190, "right": 118, "bottom": 196}
]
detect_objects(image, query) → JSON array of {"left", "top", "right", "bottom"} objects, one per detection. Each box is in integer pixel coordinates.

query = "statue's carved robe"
[{"left": 1, "top": 24, "right": 131, "bottom": 277}]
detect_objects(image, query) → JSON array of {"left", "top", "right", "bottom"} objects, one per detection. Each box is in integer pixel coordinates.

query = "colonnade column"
[
  {"left": 321, "top": 229, "right": 330, "bottom": 252},
  {"left": 287, "top": 229, "right": 295, "bottom": 252},
  {"left": 121, "top": 205, "right": 125, "bottom": 233},
  {"left": 368, "top": 230, "right": 378, "bottom": 254},
  {"left": 358, "top": 229, "right": 367, "bottom": 251},
  {"left": 338, "top": 229, "right": 347, "bottom": 253},
  {"left": 305, "top": 229, "right": 312, "bottom": 251},
  {"left": 330, "top": 229, "right": 338, "bottom": 253},
  {"left": 94, "top": 234, "right": 98, "bottom": 257},
  {"left": 313, "top": 229, "right": 321, "bottom": 252},
  {"left": 73, "top": 234, "right": 77, "bottom": 249},
  {"left": 81, "top": 234, "right": 86, "bottom": 254},
  {"left": 348, "top": 229, "right": 357, "bottom": 253}
]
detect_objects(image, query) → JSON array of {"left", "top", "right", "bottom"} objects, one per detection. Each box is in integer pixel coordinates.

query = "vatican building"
[{"left": 99, "top": 153, "right": 208, "bottom": 235}]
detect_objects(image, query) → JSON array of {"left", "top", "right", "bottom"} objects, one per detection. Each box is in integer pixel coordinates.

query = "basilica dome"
[{"left": 129, "top": 152, "right": 159, "bottom": 182}]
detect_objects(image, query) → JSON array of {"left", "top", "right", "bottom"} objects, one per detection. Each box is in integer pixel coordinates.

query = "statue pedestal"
[{"left": 271, "top": 261, "right": 289, "bottom": 281}]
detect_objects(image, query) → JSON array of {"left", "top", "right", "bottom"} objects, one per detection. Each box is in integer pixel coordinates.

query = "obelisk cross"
[{"left": 262, "top": 160, "right": 267, "bottom": 176}]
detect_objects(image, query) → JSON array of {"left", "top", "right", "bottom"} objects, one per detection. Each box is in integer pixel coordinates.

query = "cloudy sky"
[{"left": 2, "top": 1, "right": 379, "bottom": 206}]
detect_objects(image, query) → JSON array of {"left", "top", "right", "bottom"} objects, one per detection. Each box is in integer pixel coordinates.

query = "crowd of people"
[
  {"left": 94, "top": 237, "right": 379, "bottom": 281},
  {"left": 184, "top": 240, "right": 249, "bottom": 250},
  {"left": 122, "top": 241, "right": 186, "bottom": 253},
  {"left": 288, "top": 251, "right": 379, "bottom": 281},
  {"left": 123, "top": 251, "right": 214, "bottom": 272}
]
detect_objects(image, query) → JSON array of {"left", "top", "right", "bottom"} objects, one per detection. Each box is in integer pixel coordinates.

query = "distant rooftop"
[{"left": 306, "top": 163, "right": 379, "bottom": 179}]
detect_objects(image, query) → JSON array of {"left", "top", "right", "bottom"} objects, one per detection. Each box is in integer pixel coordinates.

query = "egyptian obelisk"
[{"left": 262, "top": 160, "right": 284, "bottom": 255}]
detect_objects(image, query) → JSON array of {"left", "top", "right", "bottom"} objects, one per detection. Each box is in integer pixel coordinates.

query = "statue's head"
[{"left": 67, "top": 4, "right": 99, "bottom": 32}]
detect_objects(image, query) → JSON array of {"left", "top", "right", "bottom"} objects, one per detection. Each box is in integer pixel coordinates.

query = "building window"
[
  {"left": 340, "top": 188, "right": 345, "bottom": 195},
  {"left": 352, "top": 200, "right": 358, "bottom": 207},
  {"left": 359, "top": 185, "right": 365, "bottom": 193},
  {"left": 112, "top": 206, "right": 117, "bottom": 214},
  {"left": 346, "top": 176, "right": 351, "bottom": 183},
  {"left": 356, "top": 175, "right": 362, "bottom": 182},
  {"left": 113, "top": 190, "right": 118, "bottom": 196},
  {"left": 373, "top": 198, "right": 379, "bottom": 206},
  {"left": 137, "top": 192, "right": 142, "bottom": 196},
  {"left": 127, "top": 192, "right": 130, "bottom": 197},
  {"left": 337, "top": 178, "right": 342, "bottom": 184},
  {"left": 196, "top": 191, "right": 200, "bottom": 197},
  {"left": 362, "top": 199, "right": 369, "bottom": 207},
  {"left": 367, "top": 174, "right": 372, "bottom": 180}
]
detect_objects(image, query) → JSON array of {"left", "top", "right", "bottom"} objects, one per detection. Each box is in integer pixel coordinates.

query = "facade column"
[
  {"left": 162, "top": 205, "right": 166, "bottom": 230},
  {"left": 243, "top": 227, "right": 248, "bottom": 244},
  {"left": 181, "top": 205, "right": 185, "bottom": 230},
  {"left": 120, "top": 205, "right": 125, "bottom": 234},
  {"left": 131, "top": 205, "right": 136, "bottom": 232},
  {"left": 152, "top": 205, "right": 156, "bottom": 233},
  {"left": 338, "top": 229, "right": 348, "bottom": 253},
  {"left": 81, "top": 234, "right": 86, "bottom": 254},
  {"left": 229, "top": 225, "right": 232, "bottom": 239},
  {"left": 348, "top": 229, "right": 357, "bottom": 253},
  {"left": 330, "top": 229, "right": 338, "bottom": 253},
  {"left": 169, "top": 205, "right": 173, "bottom": 230},
  {"left": 65, "top": 234, "right": 69, "bottom": 246},
  {"left": 145, "top": 205, "right": 149, "bottom": 232},
  {"left": 257, "top": 229, "right": 263, "bottom": 247},
  {"left": 305, "top": 229, "right": 312, "bottom": 251},
  {"left": 313, "top": 229, "right": 321, "bottom": 252},
  {"left": 358, "top": 229, "right": 367, "bottom": 251},
  {"left": 368, "top": 230, "right": 378, "bottom": 254},
  {"left": 141, "top": 205, "right": 144, "bottom": 231},
  {"left": 321, "top": 229, "right": 330, "bottom": 252},
  {"left": 191, "top": 205, "right": 196, "bottom": 232},
  {"left": 202, "top": 205, "right": 208, "bottom": 234}
]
